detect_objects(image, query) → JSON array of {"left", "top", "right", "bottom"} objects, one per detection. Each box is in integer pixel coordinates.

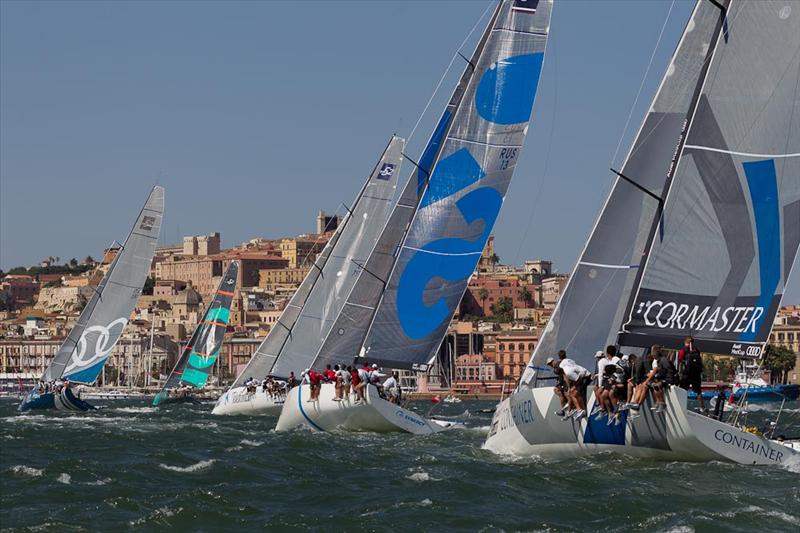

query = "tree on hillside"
[
  {"left": 142, "top": 276, "right": 156, "bottom": 296},
  {"left": 491, "top": 297, "right": 514, "bottom": 323},
  {"left": 84, "top": 256, "right": 95, "bottom": 264},
  {"left": 764, "top": 345, "right": 797, "bottom": 384},
  {"left": 478, "top": 288, "right": 489, "bottom": 314},
  {"left": 518, "top": 287, "right": 532, "bottom": 308},
  {"left": 69, "top": 258, "right": 78, "bottom": 268}
]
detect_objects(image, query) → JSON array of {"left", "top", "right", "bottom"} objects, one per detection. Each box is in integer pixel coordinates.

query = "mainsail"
[
  {"left": 310, "top": 4, "right": 501, "bottom": 372},
  {"left": 522, "top": 0, "right": 729, "bottom": 379},
  {"left": 619, "top": 0, "right": 800, "bottom": 357},
  {"left": 231, "top": 136, "right": 404, "bottom": 383},
  {"left": 525, "top": 0, "right": 799, "bottom": 380},
  {"left": 43, "top": 185, "right": 165, "bottom": 384},
  {"left": 153, "top": 261, "right": 238, "bottom": 405},
  {"left": 359, "top": 0, "right": 552, "bottom": 371}
]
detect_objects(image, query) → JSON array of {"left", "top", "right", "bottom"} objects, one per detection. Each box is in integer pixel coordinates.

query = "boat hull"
[
  {"left": 18, "top": 387, "right": 96, "bottom": 412},
  {"left": 482, "top": 385, "right": 797, "bottom": 465},
  {"left": 275, "top": 382, "right": 458, "bottom": 434},
  {"left": 211, "top": 387, "right": 285, "bottom": 416}
]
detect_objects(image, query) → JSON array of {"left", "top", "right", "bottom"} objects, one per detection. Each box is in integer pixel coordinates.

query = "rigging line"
[
  {"left": 406, "top": 0, "right": 493, "bottom": 146},
  {"left": 611, "top": 0, "right": 675, "bottom": 168}
]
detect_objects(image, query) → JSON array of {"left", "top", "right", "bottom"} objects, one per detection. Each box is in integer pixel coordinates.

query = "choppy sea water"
[{"left": 1, "top": 397, "right": 799, "bottom": 532}]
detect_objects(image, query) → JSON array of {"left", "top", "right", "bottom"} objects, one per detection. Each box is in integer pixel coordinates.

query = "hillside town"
[{"left": 2, "top": 210, "right": 799, "bottom": 397}]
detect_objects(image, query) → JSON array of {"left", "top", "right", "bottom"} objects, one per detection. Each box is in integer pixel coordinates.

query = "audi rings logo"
[{"left": 63, "top": 317, "right": 128, "bottom": 375}]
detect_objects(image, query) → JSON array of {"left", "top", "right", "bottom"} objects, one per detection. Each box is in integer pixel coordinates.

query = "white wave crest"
[
  {"left": 240, "top": 439, "right": 264, "bottom": 447},
  {"left": 780, "top": 451, "right": 800, "bottom": 474},
  {"left": 158, "top": 459, "right": 215, "bottom": 473},
  {"left": 57, "top": 473, "right": 71, "bottom": 484},
  {"left": 10, "top": 465, "right": 43, "bottom": 477},
  {"left": 114, "top": 407, "right": 156, "bottom": 414},
  {"left": 406, "top": 471, "right": 439, "bottom": 482},
  {"left": 85, "top": 477, "right": 111, "bottom": 486}
]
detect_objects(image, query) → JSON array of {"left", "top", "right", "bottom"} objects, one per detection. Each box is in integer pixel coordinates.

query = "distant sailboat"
[
  {"left": 153, "top": 261, "right": 238, "bottom": 406},
  {"left": 277, "top": 0, "right": 553, "bottom": 433},
  {"left": 18, "top": 186, "right": 165, "bottom": 412},
  {"left": 484, "top": 0, "right": 800, "bottom": 465},
  {"left": 211, "top": 136, "right": 405, "bottom": 415}
]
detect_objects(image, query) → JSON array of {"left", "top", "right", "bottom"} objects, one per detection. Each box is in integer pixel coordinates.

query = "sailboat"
[
  {"left": 18, "top": 186, "right": 165, "bottom": 412},
  {"left": 153, "top": 260, "right": 238, "bottom": 406},
  {"left": 211, "top": 136, "right": 405, "bottom": 415},
  {"left": 276, "top": 0, "right": 553, "bottom": 434},
  {"left": 483, "top": 0, "right": 800, "bottom": 465}
]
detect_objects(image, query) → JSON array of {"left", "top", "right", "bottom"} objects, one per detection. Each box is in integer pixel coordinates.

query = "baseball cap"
[
  {"left": 594, "top": 351, "right": 605, "bottom": 358},
  {"left": 546, "top": 357, "right": 555, "bottom": 366}
]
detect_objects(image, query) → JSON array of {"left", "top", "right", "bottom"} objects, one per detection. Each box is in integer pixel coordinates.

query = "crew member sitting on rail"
[
  {"left": 558, "top": 358, "right": 591, "bottom": 420},
  {"left": 648, "top": 345, "right": 676, "bottom": 413},
  {"left": 382, "top": 372, "right": 401, "bottom": 404}
]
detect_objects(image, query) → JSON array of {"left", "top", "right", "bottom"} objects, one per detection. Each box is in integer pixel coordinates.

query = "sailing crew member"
[
  {"left": 647, "top": 345, "right": 676, "bottom": 413},
  {"left": 306, "top": 369, "right": 323, "bottom": 402},
  {"left": 333, "top": 365, "right": 346, "bottom": 401},
  {"left": 591, "top": 346, "right": 619, "bottom": 414},
  {"left": 382, "top": 372, "right": 400, "bottom": 404},
  {"left": 559, "top": 358, "right": 591, "bottom": 420},
  {"left": 287, "top": 372, "right": 298, "bottom": 389},
  {"left": 342, "top": 366, "right": 352, "bottom": 397},
  {"left": 678, "top": 336, "right": 705, "bottom": 411},
  {"left": 324, "top": 365, "right": 336, "bottom": 383},
  {"left": 355, "top": 365, "right": 370, "bottom": 404},
  {"left": 546, "top": 357, "right": 569, "bottom": 416}
]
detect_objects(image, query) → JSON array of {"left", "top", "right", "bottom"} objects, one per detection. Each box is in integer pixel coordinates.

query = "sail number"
[{"left": 499, "top": 147, "right": 518, "bottom": 170}]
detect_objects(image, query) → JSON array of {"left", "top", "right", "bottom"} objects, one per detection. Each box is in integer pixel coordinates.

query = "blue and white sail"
[
  {"left": 360, "top": 0, "right": 552, "bottom": 370},
  {"left": 19, "top": 186, "right": 164, "bottom": 411}
]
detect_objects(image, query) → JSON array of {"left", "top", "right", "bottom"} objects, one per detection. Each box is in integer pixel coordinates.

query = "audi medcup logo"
[
  {"left": 377, "top": 163, "right": 395, "bottom": 181},
  {"left": 63, "top": 317, "right": 129, "bottom": 375},
  {"left": 730, "top": 344, "right": 762, "bottom": 357}
]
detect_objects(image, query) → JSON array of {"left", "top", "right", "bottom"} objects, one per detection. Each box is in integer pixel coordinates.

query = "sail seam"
[
  {"left": 402, "top": 246, "right": 483, "bottom": 257},
  {"left": 579, "top": 261, "right": 639, "bottom": 270},
  {"left": 447, "top": 136, "right": 525, "bottom": 148},
  {"left": 683, "top": 145, "right": 800, "bottom": 158}
]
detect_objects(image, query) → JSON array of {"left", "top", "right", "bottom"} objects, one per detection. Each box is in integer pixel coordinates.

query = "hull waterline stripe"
[
  {"left": 296, "top": 384, "right": 324, "bottom": 432},
  {"left": 683, "top": 145, "right": 800, "bottom": 159}
]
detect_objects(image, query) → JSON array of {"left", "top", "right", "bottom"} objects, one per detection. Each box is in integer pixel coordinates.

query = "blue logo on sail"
[
  {"left": 397, "top": 149, "right": 502, "bottom": 339},
  {"left": 475, "top": 53, "right": 544, "bottom": 125}
]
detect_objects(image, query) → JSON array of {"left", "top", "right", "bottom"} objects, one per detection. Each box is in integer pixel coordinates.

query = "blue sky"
[{"left": 1, "top": 0, "right": 797, "bottom": 302}]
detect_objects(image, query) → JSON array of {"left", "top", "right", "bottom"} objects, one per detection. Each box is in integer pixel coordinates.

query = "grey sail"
[
  {"left": 44, "top": 185, "right": 165, "bottom": 384},
  {"left": 360, "top": 0, "right": 552, "bottom": 371},
  {"left": 523, "top": 0, "right": 728, "bottom": 379},
  {"left": 234, "top": 136, "right": 405, "bottom": 383},
  {"left": 310, "top": 4, "right": 500, "bottom": 371},
  {"left": 619, "top": 0, "right": 800, "bottom": 357}
]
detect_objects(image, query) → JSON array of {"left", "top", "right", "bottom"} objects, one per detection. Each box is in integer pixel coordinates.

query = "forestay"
[
  {"left": 522, "top": 0, "right": 728, "bottom": 379},
  {"left": 235, "top": 136, "right": 404, "bottom": 382},
  {"left": 45, "top": 186, "right": 165, "bottom": 384},
  {"left": 620, "top": 0, "right": 800, "bottom": 357},
  {"left": 154, "top": 261, "right": 238, "bottom": 404},
  {"left": 362, "top": 0, "right": 552, "bottom": 371}
]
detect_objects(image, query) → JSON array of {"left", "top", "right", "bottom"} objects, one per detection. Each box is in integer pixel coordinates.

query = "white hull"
[
  {"left": 483, "top": 385, "right": 798, "bottom": 466},
  {"left": 275, "top": 382, "right": 458, "bottom": 434},
  {"left": 211, "top": 387, "right": 285, "bottom": 416}
]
